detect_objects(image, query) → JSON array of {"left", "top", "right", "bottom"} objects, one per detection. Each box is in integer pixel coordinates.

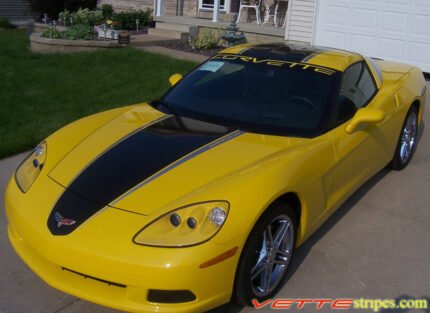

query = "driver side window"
[{"left": 335, "top": 61, "right": 377, "bottom": 123}]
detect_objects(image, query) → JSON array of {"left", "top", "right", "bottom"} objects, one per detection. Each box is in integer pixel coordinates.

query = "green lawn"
[{"left": 0, "top": 30, "right": 197, "bottom": 159}]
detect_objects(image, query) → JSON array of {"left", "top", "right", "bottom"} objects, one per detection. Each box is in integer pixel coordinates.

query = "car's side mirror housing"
[
  {"left": 346, "top": 108, "right": 385, "bottom": 134},
  {"left": 169, "top": 73, "right": 183, "bottom": 86}
]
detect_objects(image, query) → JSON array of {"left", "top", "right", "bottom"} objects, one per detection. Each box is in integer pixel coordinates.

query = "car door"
[{"left": 326, "top": 61, "right": 394, "bottom": 211}]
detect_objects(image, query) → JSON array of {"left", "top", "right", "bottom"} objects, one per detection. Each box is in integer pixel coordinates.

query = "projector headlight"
[
  {"left": 133, "top": 201, "right": 229, "bottom": 247},
  {"left": 15, "top": 142, "right": 47, "bottom": 193}
]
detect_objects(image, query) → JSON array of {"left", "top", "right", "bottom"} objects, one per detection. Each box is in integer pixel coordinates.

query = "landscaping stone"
[{"left": 30, "top": 32, "right": 122, "bottom": 53}]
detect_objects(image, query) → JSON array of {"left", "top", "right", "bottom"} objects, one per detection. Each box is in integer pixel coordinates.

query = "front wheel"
[
  {"left": 234, "top": 203, "right": 297, "bottom": 306},
  {"left": 390, "top": 106, "right": 419, "bottom": 170}
]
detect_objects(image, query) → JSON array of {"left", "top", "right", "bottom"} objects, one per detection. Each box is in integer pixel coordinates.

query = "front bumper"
[{"left": 5, "top": 177, "right": 243, "bottom": 313}]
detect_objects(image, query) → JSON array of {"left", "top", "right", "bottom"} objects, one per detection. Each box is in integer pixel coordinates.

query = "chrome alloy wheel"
[
  {"left": 400, "top": 110, "right": 418, "bottom": 164},
  {"left": 250, "top": 215, "right": 294, "bottom": 297}
]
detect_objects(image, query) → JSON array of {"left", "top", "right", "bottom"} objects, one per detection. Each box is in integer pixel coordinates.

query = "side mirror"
[
  {"left": 169, "top": 73, "right": 183, "bottom": 86},
  {"left": 346, "top": 108, "right": 385, "bottom": 134}
]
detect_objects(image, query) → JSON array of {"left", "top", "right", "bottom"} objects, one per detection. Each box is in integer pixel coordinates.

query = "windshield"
[{"left": 159, "top": 54, "right": 342, "bottom": 137}]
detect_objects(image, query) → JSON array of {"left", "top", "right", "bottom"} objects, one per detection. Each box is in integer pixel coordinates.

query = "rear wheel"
[
  {"left": 390, "top": 106, "right": 418, "bottom": 170},
  {"left": 234, "top": 203, "right": 297, "bottom": 306}
]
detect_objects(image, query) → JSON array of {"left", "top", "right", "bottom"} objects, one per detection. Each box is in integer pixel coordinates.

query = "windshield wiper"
[{"left": 150, "top": 100, "right": 179, "bottom": 116}]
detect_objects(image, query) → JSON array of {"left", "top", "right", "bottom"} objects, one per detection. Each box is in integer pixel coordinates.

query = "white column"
[
  {"left": 156, "top": 0, "right": 163, "bottom": 16},
  {"left": 212, "top": 0, "right": 220, "bottom": 22}
]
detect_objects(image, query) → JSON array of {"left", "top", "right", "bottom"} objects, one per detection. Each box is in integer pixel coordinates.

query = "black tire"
[
  {"left": 234, "top": 203, "right": 297, "bottom": 306},
  {"left": 390, "top": 105, "right": 419, "bottom": 170}
]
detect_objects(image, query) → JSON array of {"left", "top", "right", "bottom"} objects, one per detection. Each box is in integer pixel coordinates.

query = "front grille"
[
  {"left": 147, "top": 289, "right": 196, "bottom": 303},
  {"left": 61, "top": 267, "right": 126, "bottom": 288}
]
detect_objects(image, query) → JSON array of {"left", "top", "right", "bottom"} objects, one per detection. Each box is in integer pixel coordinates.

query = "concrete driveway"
[{"left": 1, "top": 91, "right": 430, "bottom": 313}]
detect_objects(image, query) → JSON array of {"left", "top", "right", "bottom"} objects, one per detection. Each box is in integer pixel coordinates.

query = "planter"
[{"left": 30, "top": 32, "right": 122, "bottom": 54}]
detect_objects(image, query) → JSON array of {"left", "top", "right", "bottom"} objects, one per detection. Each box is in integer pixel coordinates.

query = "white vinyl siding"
[{"left": 285, "top": 0, "right": 317, "bottom": 43}]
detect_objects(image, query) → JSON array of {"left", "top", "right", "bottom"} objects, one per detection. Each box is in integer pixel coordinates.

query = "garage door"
[{"left": 314, "top": 0, "right": 430, "bottom": 72}]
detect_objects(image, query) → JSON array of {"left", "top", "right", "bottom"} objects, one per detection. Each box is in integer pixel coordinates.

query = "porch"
[
  {"left": 153, "top": 0, "right": 289, "bottom": 41},
  {"left": 155, "top": 15, "right": 285, "bottom": 39}
]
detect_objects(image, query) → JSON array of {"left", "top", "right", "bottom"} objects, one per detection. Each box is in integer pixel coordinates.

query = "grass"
[{"left": 0, "top": 30, "right": 197, "bottom": 159}]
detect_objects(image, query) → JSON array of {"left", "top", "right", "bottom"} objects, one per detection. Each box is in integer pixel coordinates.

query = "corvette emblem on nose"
[{"left": 54, "top": 212, "right": 76, "bottom": 228}]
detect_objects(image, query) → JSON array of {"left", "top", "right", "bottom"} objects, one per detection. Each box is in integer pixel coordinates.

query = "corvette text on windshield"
[{"left": 214, "top": 54, "right": 338, "bottom": 76}]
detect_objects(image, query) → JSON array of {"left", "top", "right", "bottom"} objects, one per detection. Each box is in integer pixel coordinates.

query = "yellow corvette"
[{"left": 5, "top": 43, "right": 426, "bottom": 313}]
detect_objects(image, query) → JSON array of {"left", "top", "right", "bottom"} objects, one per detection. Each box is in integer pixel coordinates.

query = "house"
[
  {"left": 0, "top": 0, "right": 34, "bottom": 25},
  {"left": 102, "top": 0, "right": 430, "bottom": 72}
]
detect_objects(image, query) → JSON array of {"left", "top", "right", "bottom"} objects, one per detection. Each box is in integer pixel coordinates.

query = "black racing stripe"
[
  {"left": 240, "top": 43, "right": 329, "bottom": 63},
  {"left": 47, "top": 115, "right": 235, "bottom": 235}
]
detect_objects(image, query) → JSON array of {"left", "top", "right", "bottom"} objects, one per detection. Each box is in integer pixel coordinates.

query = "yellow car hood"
[{"left": 48, "top": 104, "right": 304, "bottom": 216}]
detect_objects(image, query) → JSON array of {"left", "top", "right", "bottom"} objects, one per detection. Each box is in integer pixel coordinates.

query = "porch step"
[
  {"left": 148, "top": 28, "right": 189, "bottom": 41},
  {"left": 129, "top": 34, "right": 181, "bottom": 47},
  {"left": 155, "top": 22, "right": 190, "bottom": 33}
]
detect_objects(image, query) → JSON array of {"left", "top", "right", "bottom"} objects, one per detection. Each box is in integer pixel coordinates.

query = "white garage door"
[{"left": 314, "top": 0, "right": 430, "bottom": 72}]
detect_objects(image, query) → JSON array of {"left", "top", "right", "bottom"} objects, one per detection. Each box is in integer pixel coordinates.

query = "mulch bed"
[{"left": 158, "top": 41, "right": 222, "bottom": 57}]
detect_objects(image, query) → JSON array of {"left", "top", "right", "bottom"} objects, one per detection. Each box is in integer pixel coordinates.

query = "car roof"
[{"left": 219, "top": 43, "right": 363, "bottom": 72}]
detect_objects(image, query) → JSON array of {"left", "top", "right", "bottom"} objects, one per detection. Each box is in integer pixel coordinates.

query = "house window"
[{"left": 199, "top": 0, "right": 229, "bottom": 11}]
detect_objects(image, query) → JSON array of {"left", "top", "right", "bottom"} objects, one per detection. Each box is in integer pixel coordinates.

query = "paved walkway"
[
  {"left": 136, "top": 45, "right": 208, "bottom": 63},
  {"left": 1, "top": 88, "right": 429, "bottom": 313}
]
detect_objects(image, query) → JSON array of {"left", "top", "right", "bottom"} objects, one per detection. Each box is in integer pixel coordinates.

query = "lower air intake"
[{"left": 147, "top": 289, "right": 196, "bottom": 303}]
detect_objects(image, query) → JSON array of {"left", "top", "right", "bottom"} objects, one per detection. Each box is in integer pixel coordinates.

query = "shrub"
[
  {"left": 113, "top": 8, "right": 153, "bottom": 30},
  {"left": 0, "top": 17, "right": 16, "bottom": 29},
  {"left": 191, "top": 29, "right": 221, "bottom": 50},
  {"left": 64, "top": 23, "right": 94, "bottom": 40},
  {"left": 41, "top": 23, "right": 95, "bottom": 40},
  {"left": 100, "top": 4, "right": 114, "bottom": 19},
  {"left": 71, "top": 8, "right": 103, "bottom": 26},
  {"left": 42, "top": 28, "right": 63, "bottom": 39},
  {"left": 58, "top": 9, "right": 71, "bottom": 26}
]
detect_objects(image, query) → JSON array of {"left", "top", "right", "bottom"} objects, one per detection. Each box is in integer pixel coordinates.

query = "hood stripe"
[
  {"left": 48, "top": 116, "right": 237, "bottom": 235},
  {"left": 111, "top": 129, "right": 244, "bottom": 206}
]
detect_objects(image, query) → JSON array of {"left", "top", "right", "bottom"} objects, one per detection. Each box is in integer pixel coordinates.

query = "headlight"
[
  {"left": 15, "top": 142, "right": 47, "bottom": 193},
  {"left": 133, "top": 201, "right": 229, "bottom": 247}
]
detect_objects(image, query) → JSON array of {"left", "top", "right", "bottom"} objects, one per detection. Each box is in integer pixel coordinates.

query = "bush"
[
  {"left": 41, "top": 23, "right": 94, "bottom": 40},
  {"left": 191, "top": 29, "right": 221, "bottom": 50},
  {"left": 113, "top": 8, "right": 152, "bottom": 30},
  {"left": 58, "top": 9, "right": 71, "bottom": 26},
  {"left": 0, "top": 17, "right": 16, "bottom": 29},
  {"left": 71, "top": 8, "right": 103, "bottom": 26},
  {"left": 64, "top": 24, "right": 94, "bottom": 40},
  {"left": 42, "top": 28, "right": 63, "bottom": 39},
  {"left": 100, "top": 4, "right": 113, "bottom": 19},
  {"left": 27, "top": 0, "right": 97, "bottom": 20}
]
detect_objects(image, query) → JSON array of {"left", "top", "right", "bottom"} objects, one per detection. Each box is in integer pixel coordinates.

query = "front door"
[
  {"left": 326, "top": 61, "right": 393, "bottom": 210},
  {"left": 199, "top": 0, "right": 230, "bottom": 11}
]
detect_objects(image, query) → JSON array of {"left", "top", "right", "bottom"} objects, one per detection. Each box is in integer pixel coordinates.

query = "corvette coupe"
[{"left": 5, "top": 43, "right": 426, "bottom": 313}]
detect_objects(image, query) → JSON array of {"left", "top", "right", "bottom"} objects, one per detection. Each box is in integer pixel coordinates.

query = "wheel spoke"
[
  {"left": 265, "top": 224, "right": 274, "bottom": 248},
  {"left": 400, "top": 142, "right": 410, "bottom": 161},
  {"left": 273, "top": 221, "right": 290, "bottom": 248},
  {"left": 260, "top": 262, "right": 273, "bottom": 292},
  {"left": 251, "top": 233, "right": 268, "bottom": 279},
  {"left": 251, "top": 261, "right": 266, "bottom": 280},
  {"left": 277, "top": 248, "right": 290, "bottom": 258},
  {"left": 273, "top": 258, "right": 289, "bottom": 266}
]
